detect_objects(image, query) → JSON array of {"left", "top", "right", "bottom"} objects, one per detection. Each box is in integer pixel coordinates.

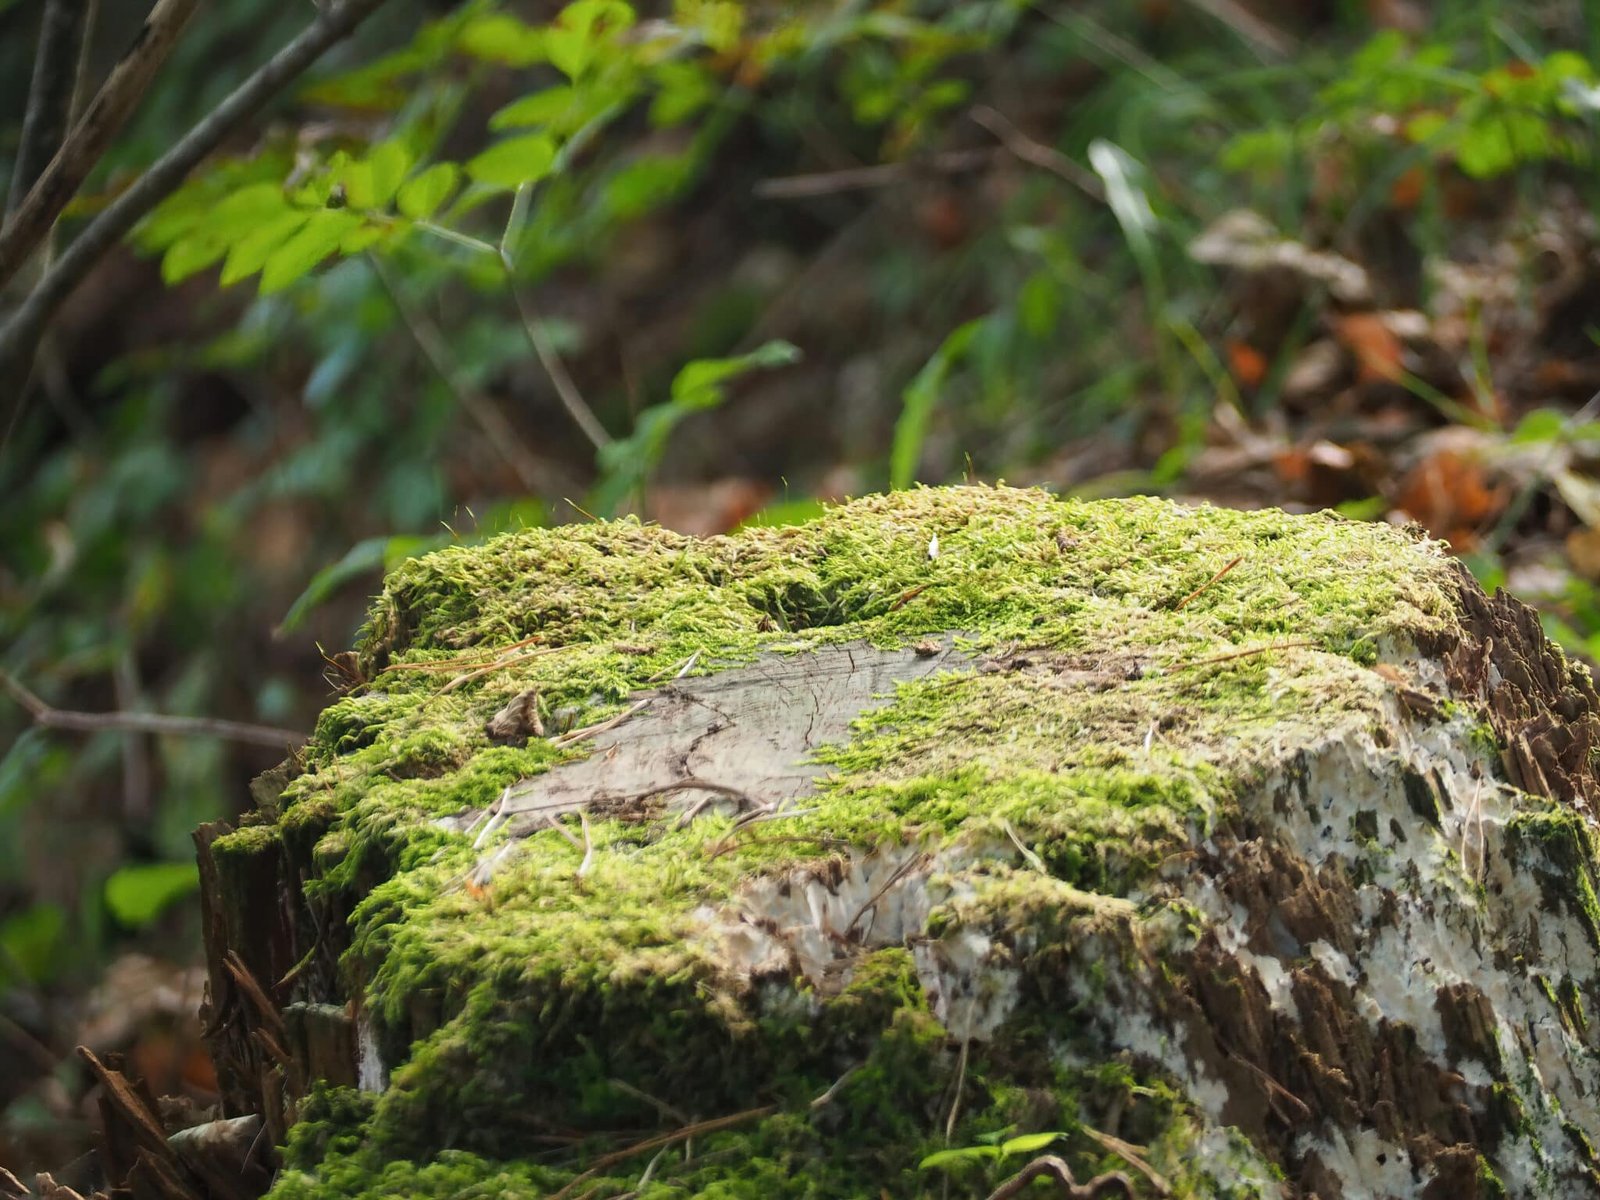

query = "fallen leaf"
[
  {"left": 1226, "top": 339, "right": 1268, "bottom": 387},
  {"left": 1335, "top": 312, "right": 1404, "bottom": 383},
  {"left": 1393, "top": 448, "right": 1505, "bottom": 548}
]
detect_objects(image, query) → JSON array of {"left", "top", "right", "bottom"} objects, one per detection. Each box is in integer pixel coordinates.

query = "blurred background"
[{"left": 5, "top": 0, "right": 1600, "bottom": 1179}]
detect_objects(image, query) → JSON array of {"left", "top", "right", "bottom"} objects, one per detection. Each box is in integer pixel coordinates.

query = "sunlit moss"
[{"left": 256, "top": 485, "right": 1463, "bottom": 1197}]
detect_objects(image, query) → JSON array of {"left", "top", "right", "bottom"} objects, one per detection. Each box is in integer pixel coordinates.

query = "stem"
[
  {"left": 501, "top": 261, "right": 611, "bottom": 452},
  {"left": 367, "top": 253, "right": 554, "bottom": 494},
  {"left": 414, "top": 220, "right": 498, "bottom": 257}
]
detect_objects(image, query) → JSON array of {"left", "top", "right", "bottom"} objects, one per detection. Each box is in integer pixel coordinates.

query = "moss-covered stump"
[{"left": 196, "top": 486, "right": 1600, "bottom": 1199}]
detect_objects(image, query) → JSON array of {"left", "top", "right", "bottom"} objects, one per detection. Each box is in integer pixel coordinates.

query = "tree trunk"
[{"left": 187, "top": 486, "right": 1600, "bottom": 1199}]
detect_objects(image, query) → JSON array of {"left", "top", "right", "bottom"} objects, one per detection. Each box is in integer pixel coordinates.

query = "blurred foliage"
[{"left": 8, "top": 0, "right": 1600, "bottom": 1171}]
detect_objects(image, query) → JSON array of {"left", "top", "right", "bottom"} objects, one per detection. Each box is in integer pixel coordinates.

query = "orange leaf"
[
  {"left": 1226, "top": 339, "right": 1268, "bottom": 387},
  {"left": 1394, "top": 449, "right": 1504, "bottom": 548},
  {"left": 1334, "top": 312, "right": 1404, "bottom": 383},
  {"left": 1389, "top": 166, "right": 1425, "bottom": 210}
]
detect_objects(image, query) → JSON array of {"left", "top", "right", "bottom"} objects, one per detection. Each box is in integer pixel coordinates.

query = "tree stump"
[{"left": 192, "top": 486, "right": 1600, "bottom": 1198}]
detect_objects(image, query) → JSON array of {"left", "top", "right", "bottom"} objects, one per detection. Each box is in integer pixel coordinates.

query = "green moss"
[
  {"left": 249, "top": 487, "right": 1465, "bottom": 1198},
  {"left": 1561, "top": 976, "right": 1589, "bottom": 1035},
  {"left": 1477, "top": 1155, "right": 1508, "bottom": 1200},
  {"left": 1508, "top": 807, "right": 1600, "bottom": 952},
  {"left": 212, "top": 821, "right": 283, "bottom": 862}
]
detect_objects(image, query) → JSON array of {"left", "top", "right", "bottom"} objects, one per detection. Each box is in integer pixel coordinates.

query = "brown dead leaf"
[
  {"left": 1567, "top": 528, "right": 1600, "bottom": 581},
  {"left": 1389, "top": 165, "right": 1426, "bottom": 210},
  {"left": 645, "top": 479, "right": 774, "bottom": 536}
]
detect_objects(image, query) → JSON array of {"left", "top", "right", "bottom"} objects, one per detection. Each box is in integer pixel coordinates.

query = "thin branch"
[
  {"left": 0, "top": 0, "right": 394, "bottom": 406},
  {"left": 1167, "top": 639, "right": 1317, "bottom": 672},
  {"left": 8, "top": 0, "right": 92, "bottom": 217},
  {"left": 548, "top": 1104, "right": 778, "bottom": 1200},
  {"left": 1078, "top": 1127, "right": 1172, "bottom": 1197},
  {"left": 493, "top": 180, "right": 609, "bottom": 451},
  {"left": 414, "top": 219, "right": 497, "bottom": 257},
  {"left": 1, "top": 667, "right": 306, "bottom": 749},
  {"left": 754, "top": 148, "right": 996, "bottom": 200},
  {"left": 367, "top": 253, "right": 555, "bottom": 495},
  {"left": 985, "top": 1157, "right": 1134, "bottom": 1200},
  {"left": 809, "top": 1065, "right": 859, "bottom": 1110},
  {"left": 608, "top": 1078, "right": 690, "bottom": 1126},
  {"left": 550, "top": 697, "right": 651, "bottom": 748},
  {"left": 576, "top": 810, "right": 594, "bottom": 878},
  {"left": 1182, "top": 0, "right": 1294, "bottom": 60},
  {"left": 968, "top": 106, "right": 1103, "bottom": 200},
  {"left": 1172, "top": 554, "right": 1243, "bottom": 611},
  {"left": 0, "top": 0, "right": 202, "bottom": 291},
  {"left": 502, "top": 265, "right": 611, "bottom": 452}
]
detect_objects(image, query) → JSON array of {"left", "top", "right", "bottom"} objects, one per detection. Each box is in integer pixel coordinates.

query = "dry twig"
[
  {"left": 0, "top": 0, "right": 200, "bottom": 290},
  {"left": 754, "top": 148, "right": 996, "bottom": 199},
  {"left": 547, "top": 1104, "right": 778, "bottom": 1200},
  {"left": 1172, "top": 555, "right": 1242, "bottom": 610},
  {"left": 7, "top": 0, "right": 92, "bottom": 217},
  {"left": 1168, "top": 639, "right": 1318, "bottom": 672},
  {"left": 1, "top": 667, "right": 305, "bottom": 749},
  {"left": 1079, "top": 1126, "right": 1171, "bottom": 1196},
  {"left": 985, "top": 1156, "right": 1134, "bottom": 1200},
  {"left": 969, "top": 106, "right": 1103, "bottom": 199}
]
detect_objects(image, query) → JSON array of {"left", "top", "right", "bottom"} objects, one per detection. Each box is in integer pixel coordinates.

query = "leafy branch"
[{"left": 0, "top": 0, "right": 395, "bottom": 406}]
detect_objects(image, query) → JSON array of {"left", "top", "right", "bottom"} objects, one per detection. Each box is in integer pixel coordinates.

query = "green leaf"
[
  {"left": 1403, "top": 110, "right": 1450, "bottom": 145},
  {"left": 467, "top": 134, "right": 560, "bottom": 189},
  {"left": 492, "top": 86, "right": 582, "bottom": 131},
  {"left": 546, "top": 0, "right": 635, "bottom": 80},
  {"left": 891, "top": 318, "right": 983, "bottom": 490},
  {"left": 161, "top": 236, "right": 227, "bottom": 284},
  {"left": 670, "top": 339, "right": 800, "bottom": 407},
  {"left": 105, "top": 863, "right": 200, "bottom": 928},
  {"left": 1017, "top": 270, "right": 1060, "bottom": 338},
  {"left": 593, "top": 340, "right": 800, "bottom": 513},
  {"left": 260, "top": 209, "right": 363, "bottom": 293},
  {"left": 920, "top": 1146, "right": 1000, "bottom": 1170},
  {"left": 220, "top": 211, "right": 310, "bottom": 286},
  {"left": 280, "top": 534, "right": 448, "bottom": 633},
  {"left": 1088, "top": 139, "right": 1156, "bottom": 261},
  {"left": 457, "top": 12, "right": 546, "bottom": 66},
  {"left": 0, "top": 903, "right": 66, "bottom": 986},
  {"left": 650, "top": 61, "right": 717, "bottom": 126},
  {"left": 340, "top": 223, "right": 385, "bottom": 255},
  {"left": 341, "top": 160, "right": 377, "bottom": 209},
  {"left": 366, "top": 142, "right": 413, "bottom": 208},
  {"left": 207, "top": 182, "right": 292, "bottom": 239},
  {"left": 301, "top": 46, "right": 427, "bottom": 110},
  {"left": 1510, "top": 408, "right": 1568, "bottom": 445},
  {"left": 1000, "top": 1132, "right": 1067, "bottom": 1156},
  {"left": 603, "top": 153, "right": 694, "bottom": 220},
  {"left": 690, "top": 0, "right": 742, "bottom": 51},
  {"left": 397, "top": 163, "right": 461, "bottom": 220}
]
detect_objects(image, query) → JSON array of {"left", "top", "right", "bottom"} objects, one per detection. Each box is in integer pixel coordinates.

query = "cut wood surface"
[{"left": 185, "top": 486, "right": 1600, "bottom": 1200}]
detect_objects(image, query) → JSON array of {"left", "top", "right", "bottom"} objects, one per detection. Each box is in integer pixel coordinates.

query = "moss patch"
[{"left": 238, "top": 486, "right": 1466, "bottom": 1197}]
